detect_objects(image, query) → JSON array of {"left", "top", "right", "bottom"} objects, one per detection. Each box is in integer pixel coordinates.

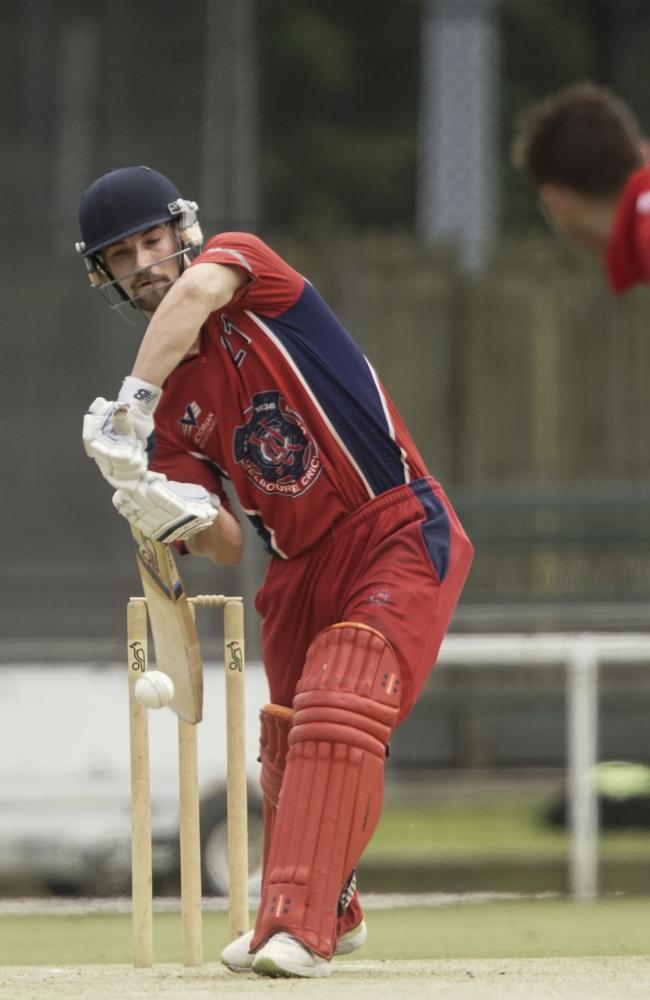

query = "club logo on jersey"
[
  {"left": 233, "top": 390, "right": 321, "bottom": 497},
  {"left": 179, "top": 401, "right": 201, "bottom": 436}
]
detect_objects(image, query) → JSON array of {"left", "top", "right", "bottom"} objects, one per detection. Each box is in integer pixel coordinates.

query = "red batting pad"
[
  {"left": 259, "top": 704, "right": 294, "bottom": 878},
  {"left": 251, "top": 623, "right": 400, "bottom": 958},
  {"left": 259, "top": 704, "right": 293, "bottom": 806}
]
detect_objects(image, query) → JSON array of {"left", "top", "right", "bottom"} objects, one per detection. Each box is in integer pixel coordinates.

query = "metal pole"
[
  {"left": 567, "top": 641, "right": 599, "bottom": 901},
  {"left": 418, "top": 0, "right": 499, "bottom": 270},
  {"left": 200, "top": 0, "right": 259, "bottom": 232},
  {"left": 51, "top": 17, "right": 98, "bottom": 254}
]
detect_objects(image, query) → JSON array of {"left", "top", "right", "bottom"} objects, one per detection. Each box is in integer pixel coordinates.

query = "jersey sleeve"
[
  {"left": 191, "top": 231, "right": 304, "bottom": 317},
  {"left": 634, "top": 208, "right": 650, "bottom": 282}
]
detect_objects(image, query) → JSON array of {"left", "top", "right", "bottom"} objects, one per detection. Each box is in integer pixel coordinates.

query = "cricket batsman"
[{"left": 78, "top": 165, "right": 473, "bottom": 978}]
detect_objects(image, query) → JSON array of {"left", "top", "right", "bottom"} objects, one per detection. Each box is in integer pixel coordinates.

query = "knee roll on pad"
[
  {"left": 290, "top": 623, "right": 400, "bottom": 756},
  {"left": 251, "top": 623, "right": 401, "bottom": 958}
]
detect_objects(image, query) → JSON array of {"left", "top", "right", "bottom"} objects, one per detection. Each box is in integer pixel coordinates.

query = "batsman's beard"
[{"left": 132, "top": 275, "right": 175, "bottom": 313}]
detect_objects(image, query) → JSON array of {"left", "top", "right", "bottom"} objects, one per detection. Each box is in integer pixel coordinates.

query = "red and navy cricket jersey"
[
  {"left": 607, "top": 166, "right": 650, "bottom": 294},
  {"left": 151, "top": 232, "right": 428, "bottom": 559}
]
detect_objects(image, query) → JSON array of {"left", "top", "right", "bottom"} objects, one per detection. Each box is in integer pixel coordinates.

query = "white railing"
[{"left": 437, "top": 633, "right": 650, "bottom": 900}]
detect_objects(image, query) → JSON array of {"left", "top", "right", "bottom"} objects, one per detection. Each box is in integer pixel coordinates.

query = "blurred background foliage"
[
  {"left": 6, "top": 0, "right": 650, "bottom": 238},
  {"left": 259, "top": 0, "right": 422, "bottom": 233}
]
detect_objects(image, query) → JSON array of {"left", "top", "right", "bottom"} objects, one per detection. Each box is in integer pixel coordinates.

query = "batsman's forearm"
[
  {"left": 131, "top": 263, "right": 244, "bottom": 387},
  {"left": 186, "top": 507, "right": 244, "bottom": 566},
  {"left": 131, "top": 278, "right": 214, "bottom": 387}
]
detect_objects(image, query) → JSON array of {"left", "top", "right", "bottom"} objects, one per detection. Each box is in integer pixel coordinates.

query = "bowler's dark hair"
[{"left": 511, "top": 82, "right": 643, "bottom": 197}]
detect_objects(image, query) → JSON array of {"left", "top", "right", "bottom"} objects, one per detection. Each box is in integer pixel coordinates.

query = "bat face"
[
  {"left": 110, "top": 408, "right": 203, "bottom": 722},
  {"left": 131, "top": 527, "right": 204, "bottom": 723},
  {"left": 135, "top": 533, "right": 184, "bottom": 602}
]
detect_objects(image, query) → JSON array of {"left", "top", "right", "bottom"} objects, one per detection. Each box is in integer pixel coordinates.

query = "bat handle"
[{"left": 112, "top": 403, "right": 135, "bottom": 436}]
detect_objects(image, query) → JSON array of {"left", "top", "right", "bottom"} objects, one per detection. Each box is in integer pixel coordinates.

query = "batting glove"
[
  {"left": 116, "top": 376, "right": 162, "bottom": 439},
  {"left": 83, "top": 397, "right": 149, "bottom": 489},
  {"left": 112, "top": 471, "right": 220, "bottom": 543},
  {"left": 82, "top": 377, "right": 161, "bottom": 489}
]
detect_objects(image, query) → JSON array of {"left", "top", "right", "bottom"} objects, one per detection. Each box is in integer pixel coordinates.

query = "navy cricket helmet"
[
  {"left": 78, "top": 166, "right": 189, "bottom": 255},
  {"left": 75, "top": 166, "right": 203, "bottom": 317}
]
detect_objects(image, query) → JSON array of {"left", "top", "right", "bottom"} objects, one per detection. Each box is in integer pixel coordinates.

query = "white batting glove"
[
  {"left": 112, "top": 471, "right": 220, "bottom": 543},
  {"left": 116, "top": 376, "right": 162, "bottom": 440},
  {"left": 83, "top": 397, "right": 148, "bottom": 489},
  {"left": 82, "top": 377, "right": 161, "bottom": 489}
]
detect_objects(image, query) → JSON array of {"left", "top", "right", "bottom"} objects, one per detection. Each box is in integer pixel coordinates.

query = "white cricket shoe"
[
  {"left": 252, "top": 932, "right": 331, "bottom": 978},
  {"left": 220, "top": 930, "right": 257, "bottom": 973},
  {"left": 335, "top": 918, "right": 368, "bottom": 955},
  {"left": 221, "top": 920, "right": 367, "bottom": 974}
]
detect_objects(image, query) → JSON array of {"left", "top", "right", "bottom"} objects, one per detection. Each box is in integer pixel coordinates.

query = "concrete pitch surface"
[{"left": 1, "top": 957, "right": 649, "bottom": 1000}]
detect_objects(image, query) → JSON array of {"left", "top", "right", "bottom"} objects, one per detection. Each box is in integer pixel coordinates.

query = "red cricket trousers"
[{"left": 255, "top": 476, "right": 473, "bottom": 724}]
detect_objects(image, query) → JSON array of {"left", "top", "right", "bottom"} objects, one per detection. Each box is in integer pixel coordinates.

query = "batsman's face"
[{"left": 102, "top": 225, "right": 181, "bottom": 313}]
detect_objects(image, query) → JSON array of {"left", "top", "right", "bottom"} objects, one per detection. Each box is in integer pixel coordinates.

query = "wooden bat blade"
[{"left": 131, "top": 527, "right": 204, "bottom": 723}]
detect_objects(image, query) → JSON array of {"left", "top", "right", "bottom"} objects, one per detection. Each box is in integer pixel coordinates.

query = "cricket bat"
[{"left": 113, "top": 404, "right": 204, "bottom": 723}]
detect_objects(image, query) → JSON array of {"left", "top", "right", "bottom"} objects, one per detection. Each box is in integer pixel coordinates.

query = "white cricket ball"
[{"left": 135, "top": 670, "right": 175, "bottom": 709}]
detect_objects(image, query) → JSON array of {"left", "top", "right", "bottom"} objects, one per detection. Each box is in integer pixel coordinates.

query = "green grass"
[
  {"left": 359, "top": 900, "right": 650, "bottom": 960},
  {"left": 1, "top": 798, "right": 646, "bottom": 968},
  {"left": 0, "top": 899, "right": 648, "bottom": 966},
  {"left": 367, "top": 799, "right": 650, "bottom": 861}
]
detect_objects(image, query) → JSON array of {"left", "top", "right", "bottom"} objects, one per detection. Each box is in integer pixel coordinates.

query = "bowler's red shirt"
[{"left": 607, "top": 166, "right": 650, "bottom": 293}]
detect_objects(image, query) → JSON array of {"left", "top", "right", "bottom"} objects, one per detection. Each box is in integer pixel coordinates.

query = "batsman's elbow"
[{"left": 186, "top": 517, "right": 244, "bottom": 566}]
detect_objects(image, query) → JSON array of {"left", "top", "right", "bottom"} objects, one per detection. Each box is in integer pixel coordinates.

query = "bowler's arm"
[{"left": 132, "top": 263, "right": 247, "bottom": 387}]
